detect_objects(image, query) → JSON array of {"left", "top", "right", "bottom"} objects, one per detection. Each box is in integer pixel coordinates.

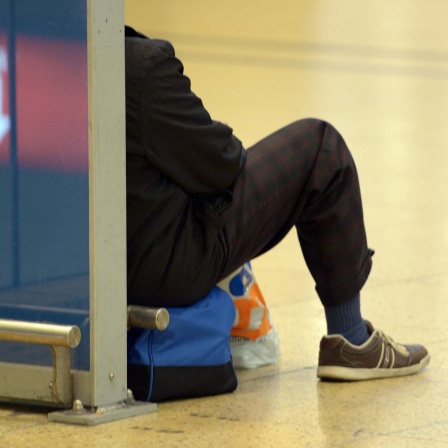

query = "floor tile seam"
[
  {"left": 152, "top": 32, "right": 448, "bottom": 78},
  {"left": 178, "top": 47, "right": 448, "bottom": 80},
  {"left": 150, "top": 32, "right": 448, "bottom": 65}
]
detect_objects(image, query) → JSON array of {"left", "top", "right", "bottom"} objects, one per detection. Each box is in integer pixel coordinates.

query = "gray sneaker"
[{"left": 317, "top": 321, "right": 430, "bottom": 381}]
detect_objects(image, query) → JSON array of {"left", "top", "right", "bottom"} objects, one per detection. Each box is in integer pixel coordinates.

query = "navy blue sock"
[{"left": 324, "top": 293, "right": 369, "bottom": 345}]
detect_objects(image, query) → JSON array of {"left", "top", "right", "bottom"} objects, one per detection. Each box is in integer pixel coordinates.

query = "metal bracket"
[
  {"left": 48, "top": 389, "right": 157, "bottom": 425},
  {"left": 47, "top": 307, "right": 169, "bottom": 425},
  {"left": 0, "top": 319, "right": 81, "bottom": 406}
]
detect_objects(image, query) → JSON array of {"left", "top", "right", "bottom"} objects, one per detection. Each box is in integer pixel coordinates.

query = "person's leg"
[
  {"left": 218, "top": 118, "right": 429, "bottom": 380},
  {"left": 218, "top": 118, "right": 371, "bottom": 343},
  {"left": 221, "top": 119, "right": 372, "bottom": 302}
]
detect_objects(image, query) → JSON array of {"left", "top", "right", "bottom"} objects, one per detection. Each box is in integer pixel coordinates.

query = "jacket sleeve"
[{"left": 137, "top": 42, "right": 246, "bottom": 195}]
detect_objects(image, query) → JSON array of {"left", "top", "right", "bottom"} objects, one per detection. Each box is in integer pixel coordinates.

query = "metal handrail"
[{"left": 0, "top": 319, "right": 81, "bottom": 348}]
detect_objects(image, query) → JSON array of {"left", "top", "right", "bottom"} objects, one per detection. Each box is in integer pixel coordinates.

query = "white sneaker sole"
[{"left": 317, "top": 353, "right": 430, "bottom": 381}]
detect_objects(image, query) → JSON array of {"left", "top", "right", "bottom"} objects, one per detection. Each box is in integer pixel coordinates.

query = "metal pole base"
[{"left": 48, "top": 391, "right": 156, "bottom": 426}]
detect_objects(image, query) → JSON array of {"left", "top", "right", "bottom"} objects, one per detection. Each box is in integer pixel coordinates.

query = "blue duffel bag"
[{"left": 127, "top": 286, "right": 238, "bottom": 402}]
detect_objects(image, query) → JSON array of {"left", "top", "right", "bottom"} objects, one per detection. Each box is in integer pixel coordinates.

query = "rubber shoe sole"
[{"left": 317, "top": 353, "right": 430, "bottom": 381}]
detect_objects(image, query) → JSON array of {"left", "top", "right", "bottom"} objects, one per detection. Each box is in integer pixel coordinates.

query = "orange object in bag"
[
  {"left": 218, "top": 262, "right": 280, "bottom": 369},
  {"left": 231, "top": 281, "right": 272, "bottom": 341}
]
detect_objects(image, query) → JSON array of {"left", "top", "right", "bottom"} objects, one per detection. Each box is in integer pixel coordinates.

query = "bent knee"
[{"left": 294, "top": 117, "right": 340, "bottom": 137}]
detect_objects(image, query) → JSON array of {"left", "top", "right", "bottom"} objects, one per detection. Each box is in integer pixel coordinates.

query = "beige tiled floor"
[{"left": 2, "top": 0, "right": 448, "bottom": 446}]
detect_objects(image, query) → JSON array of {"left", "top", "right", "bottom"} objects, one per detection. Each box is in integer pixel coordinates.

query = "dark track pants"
[
  {"left": 217, "top": 118, "right": 373, "bottom": 308},
  {"left": 143, "top": 118, "right": 373, "bottom": 308}
]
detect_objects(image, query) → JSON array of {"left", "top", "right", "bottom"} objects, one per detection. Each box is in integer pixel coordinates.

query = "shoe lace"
[{"left": 377, "top": 329, "right": 409, "bottom": 357}]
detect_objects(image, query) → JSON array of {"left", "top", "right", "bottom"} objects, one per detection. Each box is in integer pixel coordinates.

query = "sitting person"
[{"left": 124, "top": 26, "right": 429, "bottom": 381}]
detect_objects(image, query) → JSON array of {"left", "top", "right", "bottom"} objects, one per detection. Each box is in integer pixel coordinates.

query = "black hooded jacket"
[{"left": 125, "top": 26, "right": 246, "bottom": 304}]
